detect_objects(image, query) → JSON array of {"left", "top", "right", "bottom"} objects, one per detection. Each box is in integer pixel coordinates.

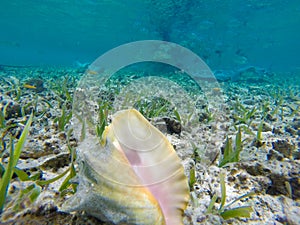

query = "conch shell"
[{"left": 61, "top": 109, "right": 189, "bottom": 225}]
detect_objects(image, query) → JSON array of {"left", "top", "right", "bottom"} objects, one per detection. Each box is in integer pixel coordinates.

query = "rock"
[
  {"left": 262, "top": 122, "right": 272, "bottom": 132},
  {"left": 255, "top": 195, "right": 287, "bottom": 223},
  {"left": 164, "top": 117, "right": 182, "bottom": 134},
  {"left": 238, "top": 161, "right": 300, "bottom": 199},
  {"left": 273, "top": 126, "right": 284, "bottom": 134},
  {"left": 285, "top": 126, "right": 297, "bottom": 135},
  {"left": 272, "top": 139, "right": 296, "bottom": 158},
  {"left": 238, "top": 162, "right": 271, "bottom": 176},
  {"left": 266, "top": 113, "right": 277, "bottom": 122},
  {"left": 282, "top": 197, "right": 300, "bottom": 225},
  {"left": 266, "top": 149, "right": 284, "bottom": 161},
  {"left": 40, "top": 153, "right": 70, "bottom": 172},
  {"left": 3, "top": 102, "right": 22, "bottom": 119}
]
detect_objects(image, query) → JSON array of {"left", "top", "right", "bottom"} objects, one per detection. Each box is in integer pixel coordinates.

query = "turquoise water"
[{"left": 1, "top": 0, "right": 300, "bottom": 72}]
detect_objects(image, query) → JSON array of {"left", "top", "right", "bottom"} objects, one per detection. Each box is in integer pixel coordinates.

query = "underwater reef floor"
[{"left": 0, "top": 65, "right": 299, "bottom": 224}]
